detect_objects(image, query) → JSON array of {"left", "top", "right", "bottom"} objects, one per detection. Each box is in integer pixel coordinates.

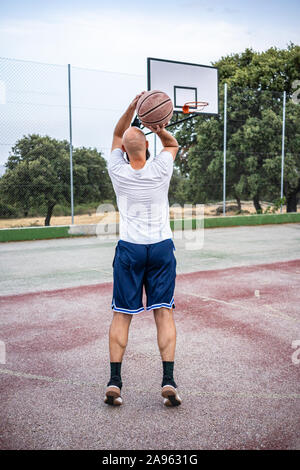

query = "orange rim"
[{"left": 182, "top": 101, "right": 209, "bottom": 114}]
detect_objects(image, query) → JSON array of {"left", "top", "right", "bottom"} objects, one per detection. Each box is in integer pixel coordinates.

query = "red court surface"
[{"left": 0, "top": 259, "right": 300, "bottom": 450}]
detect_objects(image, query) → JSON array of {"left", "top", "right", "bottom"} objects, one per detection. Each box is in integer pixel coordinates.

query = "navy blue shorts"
[{"left": 111, "top": 238, "right": 176, "bottom": 314}]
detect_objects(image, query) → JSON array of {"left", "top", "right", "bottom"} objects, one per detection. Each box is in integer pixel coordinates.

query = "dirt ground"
[{"left": 0, "top": 201, "right": 290, "bottom": 229}]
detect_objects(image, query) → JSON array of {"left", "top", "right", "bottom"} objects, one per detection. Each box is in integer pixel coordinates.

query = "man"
[{"left": 105, "top": 92, "right": 181, "bottom": 407}]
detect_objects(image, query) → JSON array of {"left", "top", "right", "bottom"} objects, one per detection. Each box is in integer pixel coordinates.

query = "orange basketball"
[{"left": 136, "top": 90, "right": 173, "bottom": 127}]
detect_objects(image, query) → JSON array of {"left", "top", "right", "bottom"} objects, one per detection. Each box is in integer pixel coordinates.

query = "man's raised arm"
[
  {"left": 111, "top": 92, "right": 145, "bottom": 152},
  {"left": 154, "top": 127, "right": 179, "bottom": 161}
]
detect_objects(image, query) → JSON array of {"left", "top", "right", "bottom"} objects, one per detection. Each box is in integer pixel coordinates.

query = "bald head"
[{"left": 122, "top": 127, "right": 148, "bottom": 160}]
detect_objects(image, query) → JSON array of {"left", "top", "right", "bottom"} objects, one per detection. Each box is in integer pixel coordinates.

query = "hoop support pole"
[
  {"left": 280, "top": 90, "right": 286, "bottom": 213},
  {"left": 223, "top": 83, "right": 228, "bottom": 217},
  {"left": 68, "top": 64, "right": 74, "bottom": 225}
]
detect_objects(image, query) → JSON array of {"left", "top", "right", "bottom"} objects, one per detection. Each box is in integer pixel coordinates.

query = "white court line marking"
[
  {"left": 0, "top": 368, "right": 299, "bottom": 399},
  {"left": 184, "top": 293, "right": 235, "bottom": 306},
  {"left": 262, "top": 303, "right": 299, "bottom": 323},
  {"left": 0, "top": 368, "right": 101, "bottom": 388},
  {"left": 181, "top": 292, "right": 300, "bottom": 323},
  {"left": 192, "top": 391, "right": 300, "bottom": 399}
]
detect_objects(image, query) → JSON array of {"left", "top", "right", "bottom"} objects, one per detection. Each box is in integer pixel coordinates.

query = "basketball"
[{"left": 136, "top": 90, "right": 173, "bottom": 127}]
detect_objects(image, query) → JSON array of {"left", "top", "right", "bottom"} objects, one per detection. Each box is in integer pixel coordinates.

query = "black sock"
[
  {"left": 162, "top": 361, "right": 177, "bottom": 388},
  {"left": 108, "top": 362, "right": 122, "bottom": 389}
]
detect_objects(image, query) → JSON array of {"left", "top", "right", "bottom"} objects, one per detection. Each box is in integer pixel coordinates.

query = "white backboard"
[{"left": 147, "top": 58, "right": 219, "bottom": 115}]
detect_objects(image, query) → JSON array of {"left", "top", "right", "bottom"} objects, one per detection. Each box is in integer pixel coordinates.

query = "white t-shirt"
[{"left": 108, "top": 148, "right": 174, "bottom": 244}]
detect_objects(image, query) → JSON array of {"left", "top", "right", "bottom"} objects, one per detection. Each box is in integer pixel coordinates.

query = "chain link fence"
[
  {"left": 0, "top": 57, "right": 299, "bottom": 228},
  {"left": 223, "top": 84, "right": 300, "bottom": 215},
  {"left": 0, "top": 57, "right": 145, "bottom": 227},
  {"left": 172, "top": 82, "right": 299, "bottom": 218},
  {"left": 224, "top": 85, "right": 287, "bottom": 215}
]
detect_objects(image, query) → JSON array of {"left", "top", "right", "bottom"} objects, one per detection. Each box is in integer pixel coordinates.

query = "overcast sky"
[
  {"left": 0, "top": 0, "right": 299, "bottom": 171},
  {"left": 0, "top": 0, "right": 299, "bottom": 74}
]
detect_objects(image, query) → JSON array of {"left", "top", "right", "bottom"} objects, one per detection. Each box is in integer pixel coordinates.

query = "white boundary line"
[
  {"left": 181, "top": 291, "right": 300, "bottom": 323},
  {"left": 0, "top": 368, "right": 101, "bottom": 388}
]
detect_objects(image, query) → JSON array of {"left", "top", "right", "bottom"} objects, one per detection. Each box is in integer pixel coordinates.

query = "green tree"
[
  {"left": 72, "top": 146, "right": 113, "bottom": 206},
  {"left": 0, "top": 134, "right": 113, "bottom": 225},
  {"left": 174, "top": 44, "right": 300, "bottom": 212},
  {"left": 169, "top": 168, "right": 189, "bottom": 206}
]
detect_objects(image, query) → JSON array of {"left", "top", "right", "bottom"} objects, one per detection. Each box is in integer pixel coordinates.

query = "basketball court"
[
  {"left": 1, "top": 223, "right": 300, "bottom": 450},
  {"left": 1, "top": 56, "right": 299, "bottom": 451}
]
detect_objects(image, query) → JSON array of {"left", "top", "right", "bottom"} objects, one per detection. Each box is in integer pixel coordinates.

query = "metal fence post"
[
  {"left": 280, "top": 90, "right": 286, "bottom": 213},
  {"left": 223, "top": 83, "right": 228, "bottom": 216},
  {"left": 68, "top": 64, "right": 74, "bottom": 224}
]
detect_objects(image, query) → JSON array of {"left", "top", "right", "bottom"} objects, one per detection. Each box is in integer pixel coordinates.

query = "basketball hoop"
[{"left": 182, "top": 101, "right": 209, "bottom": 114}]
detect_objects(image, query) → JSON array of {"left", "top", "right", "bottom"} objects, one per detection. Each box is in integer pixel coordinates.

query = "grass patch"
[{"left": 1, "top": 212, "right": 300, "bottom": 242}]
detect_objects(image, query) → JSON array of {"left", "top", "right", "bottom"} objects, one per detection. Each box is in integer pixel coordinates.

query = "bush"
[
  {"left": 263, "top": 197, "right": 286, "bottom": 214},
  {"left": 75, "top": 202, "right": 98, "bottom": 215},
  {"left": 54, "top": 200, "right": 117, "bottom": 217},
  {"left": 215, "top": 205, "right": 239, "bottom": 215},
  {"left": 52, "top": 204, "right": 70, "bottom": 216},
  {"left": 0, "top": 201, "right": 19, "bottom": 218}
]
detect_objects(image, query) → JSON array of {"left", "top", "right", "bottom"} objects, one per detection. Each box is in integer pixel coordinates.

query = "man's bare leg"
[
  {"left": 154, "top": 307, "right": 181, "bottom": 406},
  {"left": 154, "top": 307, "right": 176, "bottom": 361},
  {"left": 105, "top": 312, "right": 132, "bottom": 406},
  {"left": 109, "top": 311, "right": 133, "bottom": 362}
]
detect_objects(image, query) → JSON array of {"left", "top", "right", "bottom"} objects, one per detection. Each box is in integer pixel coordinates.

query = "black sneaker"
[
  {"left": 161, "top": 375, "right": 181, "bottom": 407},
  {"left": 161, "top": 385, "right": 182, "bottom": 407},
  {"left": 104, "top": 376, "right": 123, "bottom": 406}
]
